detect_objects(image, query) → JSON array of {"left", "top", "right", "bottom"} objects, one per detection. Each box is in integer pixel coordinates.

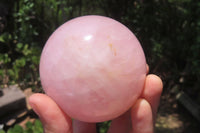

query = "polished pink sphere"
[{"left": 40, "top": 15, "right": 146, "bottom": 122}]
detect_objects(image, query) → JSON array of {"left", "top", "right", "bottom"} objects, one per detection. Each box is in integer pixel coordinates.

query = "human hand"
[{"left": 29, "top": 74, "right": 163, "bottom": 133}]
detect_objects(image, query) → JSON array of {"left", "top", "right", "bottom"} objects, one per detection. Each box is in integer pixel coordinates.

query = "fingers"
[
  {"left": 29, "top": 93, "right": 72, "bottom": 133},
  {"left": 131, "top": 99, "right": 154, "bottom": 133},
  {"left": 141, "top": 74, "right": 163, "bottom": 120},
  {"left": 146, "top": 64, "right": 149, "bottom": 74},
  {"left": 73, "top": 120, "right": 97, "bottom": 133},
  {"left": 29, "top": 93, "right": 96, "bottom": 133},
  {"left": 108, "top": 99, "right": 155, "bottom": 133},
  {"left": 107, "top": 111, "right": 131, "bottom": 133},
  {"left": 108, "top": 74, "right": 163, "bottom": 133}
]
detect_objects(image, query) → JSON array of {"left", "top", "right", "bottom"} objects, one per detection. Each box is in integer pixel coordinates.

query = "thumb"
[{"left": 29, "top": 93, "right": 72, "bottom": 133}]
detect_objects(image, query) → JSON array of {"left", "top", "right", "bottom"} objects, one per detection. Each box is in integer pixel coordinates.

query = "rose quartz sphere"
[{"left": 40, "top": 15, "right": 146, "bottom": 122}]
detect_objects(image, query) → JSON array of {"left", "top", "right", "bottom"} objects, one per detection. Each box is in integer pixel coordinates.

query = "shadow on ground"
[{"left": 155, "top": 90, "right": 200, "bottom": 133}]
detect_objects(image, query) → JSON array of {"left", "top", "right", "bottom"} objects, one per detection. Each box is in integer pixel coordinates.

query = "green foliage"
[
  {"left": 0, "top": 0, "right": 41, "bottom": 87},
  {"left": 0, "top": 130, "right": 5, "bottom": 133},
  {"left": 97, "top": 121, "right": 111, "bottom": 133},
  {"left": 117, "top": 1, "right": 200, "bottom": 89},
  {"left": 0, "top": 36, "right": 41, "bottom": 86},
  {"left": 7, "top": 125, "right": 23, "bottom": 133},
  {"left": 0, "top": 120, "right": 43, "bottom": 133},
  {"left": 24, "top": 120, "right": 43, "bottom": 133}
]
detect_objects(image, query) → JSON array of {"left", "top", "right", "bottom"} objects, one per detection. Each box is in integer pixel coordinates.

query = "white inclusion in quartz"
[{"left": 84, "top": 35, "right": 92, "bottom": 41}]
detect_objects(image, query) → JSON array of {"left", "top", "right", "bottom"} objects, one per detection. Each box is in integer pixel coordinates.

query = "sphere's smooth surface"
[{"left": 40, "top": 15, "right": 146, "bottom": 122}]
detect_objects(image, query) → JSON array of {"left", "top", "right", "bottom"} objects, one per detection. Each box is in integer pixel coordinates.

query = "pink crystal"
[{"left": 40, "top": 15, "right": 146, "bottom": 122}]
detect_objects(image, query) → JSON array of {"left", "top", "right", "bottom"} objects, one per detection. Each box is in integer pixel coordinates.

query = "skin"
[{"left": 29, "top": 66, "right": 163, "bottom": 133}]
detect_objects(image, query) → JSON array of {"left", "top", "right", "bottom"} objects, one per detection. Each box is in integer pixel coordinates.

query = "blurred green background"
[{"left": 0, "top": 0, "right": 200, "bottom": 133}]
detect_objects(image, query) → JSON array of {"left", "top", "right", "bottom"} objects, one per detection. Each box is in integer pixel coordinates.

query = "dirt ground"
[{"left": 155, "top": 90, "right": 200, "bottom": 133}]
